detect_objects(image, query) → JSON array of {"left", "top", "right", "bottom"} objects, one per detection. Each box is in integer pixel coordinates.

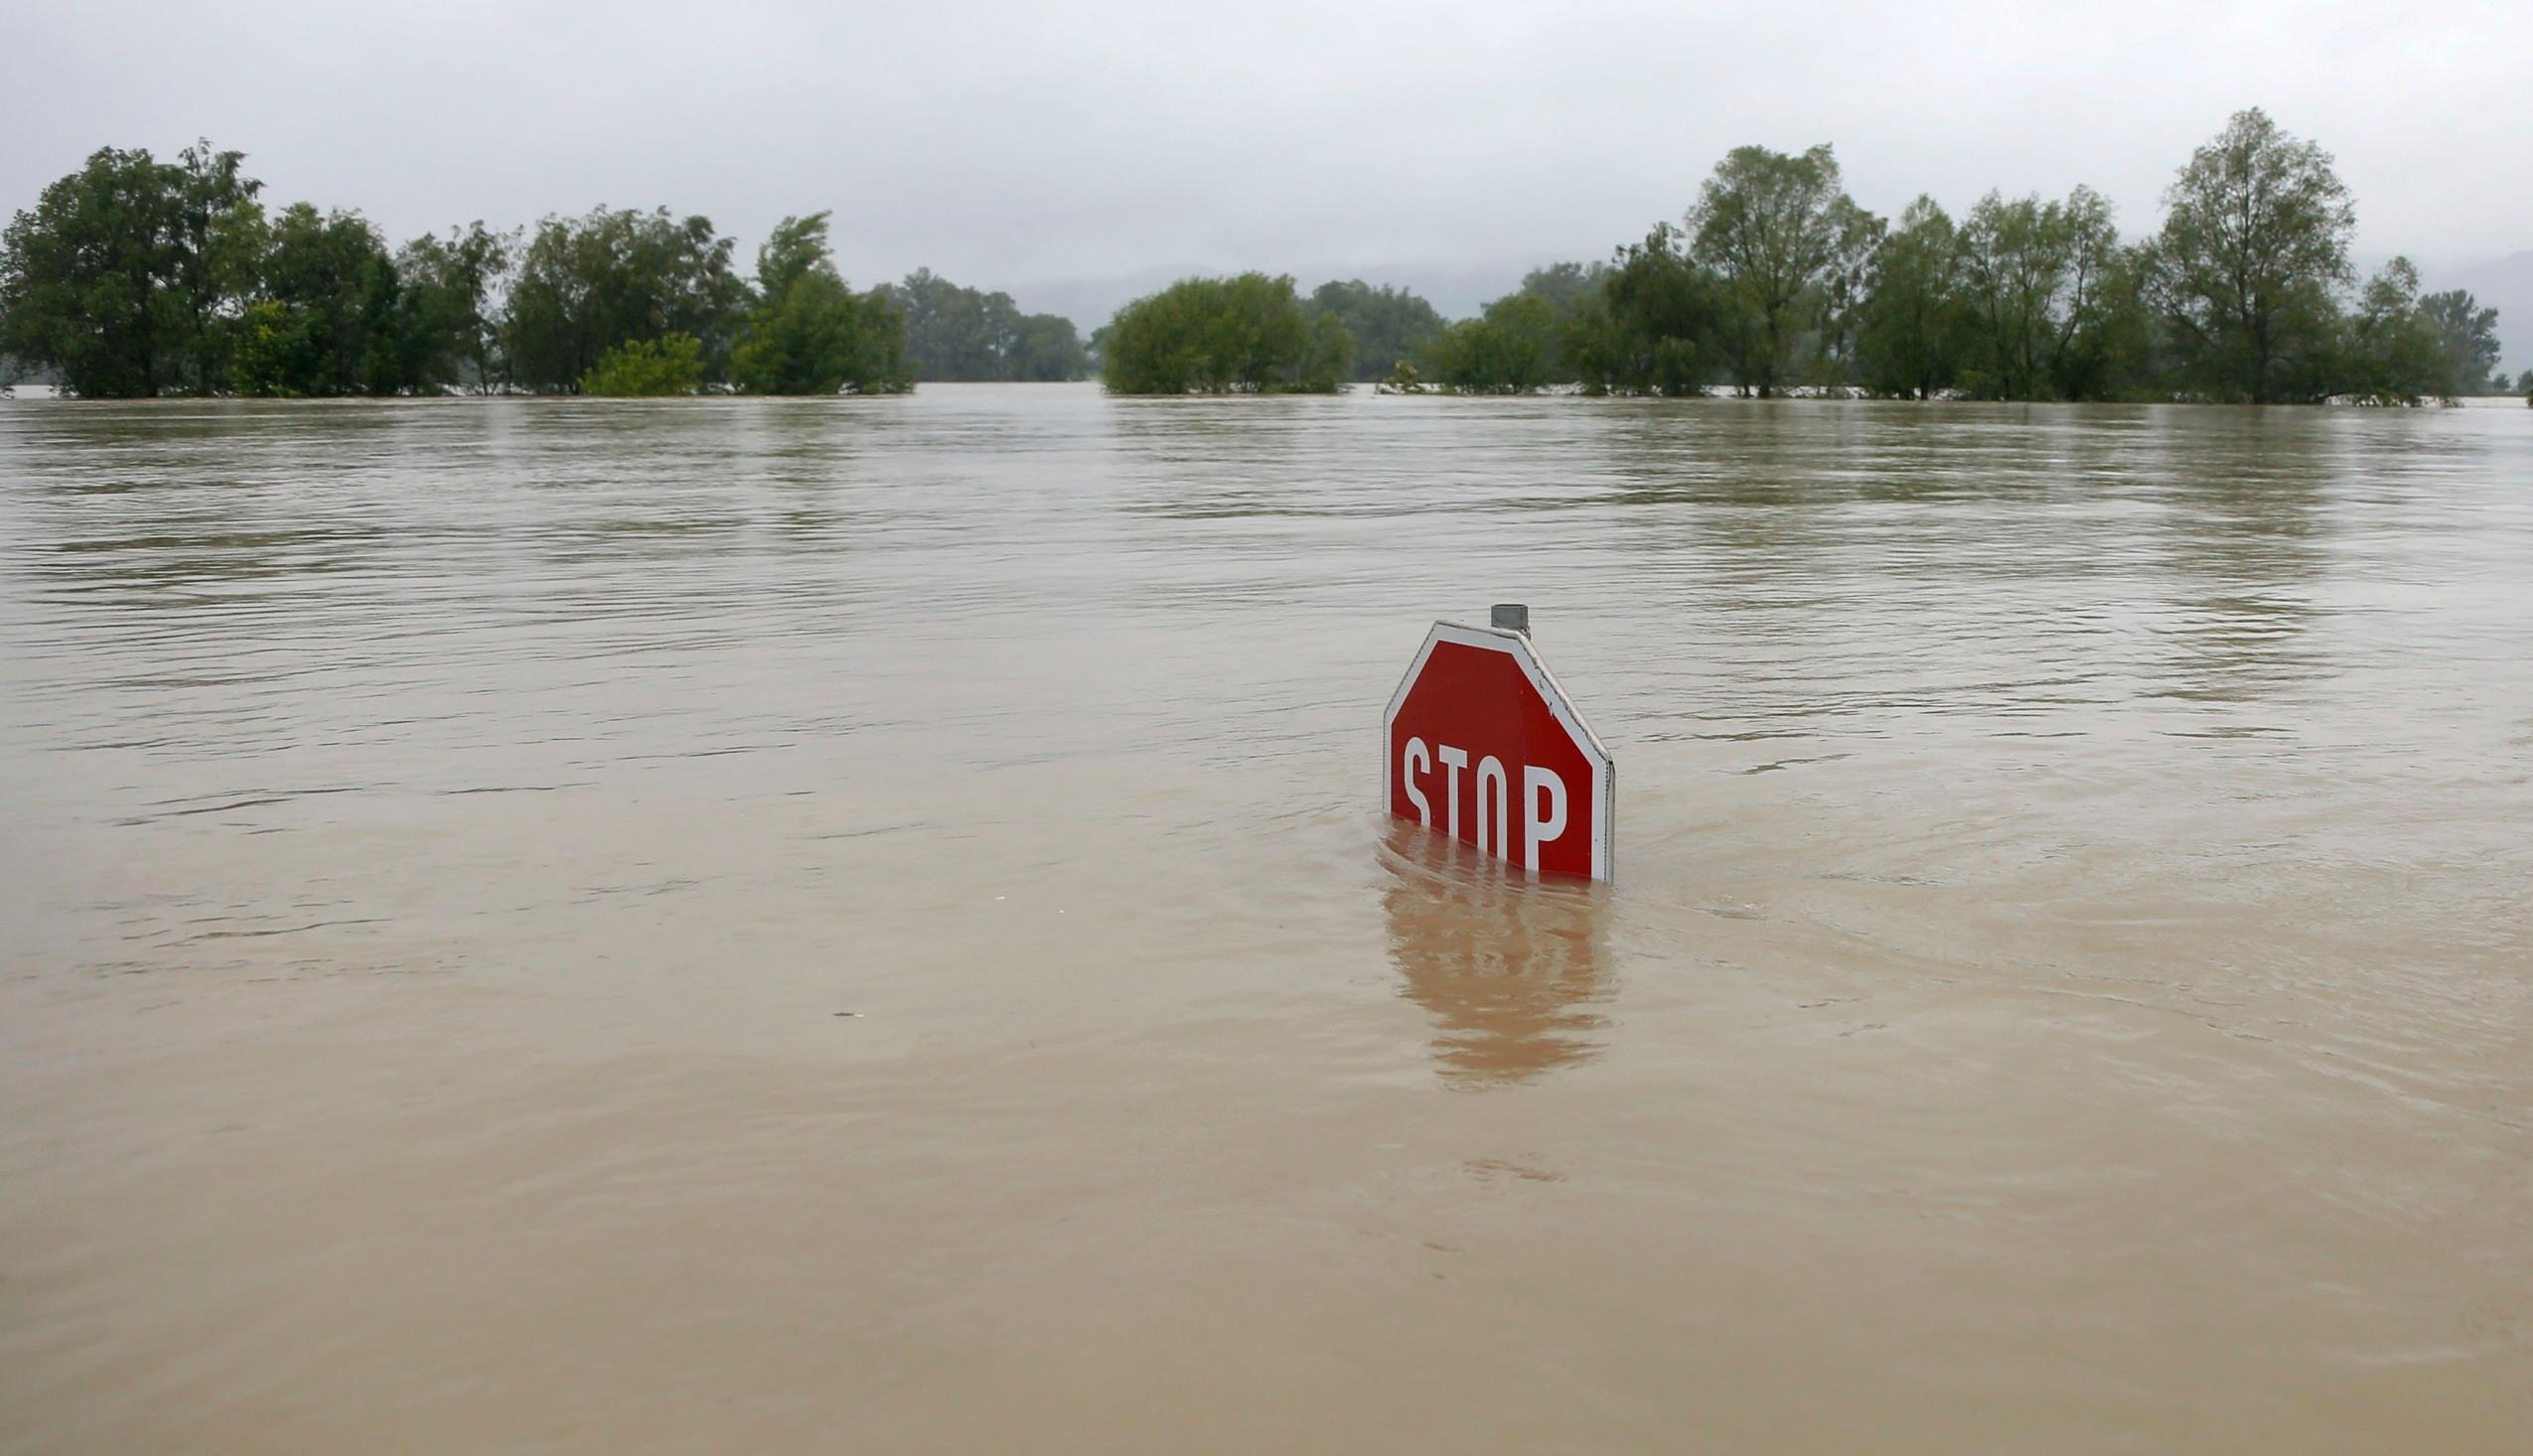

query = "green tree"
[
  {"left": 0, "top": 144, "right": 259, "bottom": 396},
  {"left": 397, "top": 222, "right": 514, "bottom": 391},
  {"left": 230, "top": 203, "right": 415, "bottom": 396},
  {"left": 1426, "top": 293, "right": 1562, "bottom": 392},
  {"left": 2336, "top": 258, "right": 2458, "bottom": 405},
  {"left": 1953, "top": 192, "right": 2062, "bottom": 398},
  {"left": 1857, "top": 198, "right": 1968, "bottom": 399},
  {"left": 1567, "top": 223, "right": 1718, "bottom": 396},
  {"left": 728, "top": 214, "right": 912, "bottom": 394},
  {"left": 2417, "top": 289, "right": 2501, "bottom": 392},
  {"left": 1306, "top": 279, "right": 1444, "bottom": 381},
  {"left": 2147, "top": 108, "right": 2355, "bottom": 403},
  {"left": 506, "top": 208, "right": 746, "bottom": 392},
  {"left": 1511, "top": 261, "right": 1607, "bottom": 319},
  {"left": 1811, "top": 198, "right": 1885, "bottom": 391},
  {"left": 883, "top": 268, "right": 1085, "bottom": 380},
  {"left": 581, "top": 333, "right": 705, "bottom": 396},
  {"left": 1951, "top": 186, "right": 2134, "bottom": 400},
  {"left": 167, "top": 141, "right": 262, "bottom": 390},
  {"left": 1688, "top": 144, "right": 1855, "bottom": 395},
  {"left": 1100, "top": 273, "right": 1349, "bottom": 393},
  {"left": 1005, "top": 311, "right": 1087, "bottom": 381}
]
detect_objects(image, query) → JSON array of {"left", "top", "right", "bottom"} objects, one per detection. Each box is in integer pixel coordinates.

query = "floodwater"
[{"left": 2, "top": 385, "right": 2528, "bottom": 1453}]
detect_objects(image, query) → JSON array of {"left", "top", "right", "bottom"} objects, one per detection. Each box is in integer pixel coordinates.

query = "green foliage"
[
  {"left": 1423, "top": 263, "right": 1610, "bottom": 392},
  {"left": 0, "top": 118, "right": 2498, "bottom": 413},
  {"left": 226, "top": 203, "right": 412, "bottom": 396},
  {"left": 1567, "top": 224, "right": 1717, "bottom": 396},
  {"left": 0, "top": 139, "right": 518, "bottom": 399},
  {"left": 883, "top": 268, "right": 1085, "bottom": 381},
  {"left": 1305, "top": 279, "right": 1443, "bottom": 381},
  {"left": 1100, "top": 273, "right": 1350, "bottom": 394},
  {"left": 506, "top": 208, "right": 745, "bottom": 392},
  {"left": 2147, "top": 108, "right": 2355, "bottom": 403},
  {"left": 1689, "top": 143, "right": 1855, "bottom": 395},
  {"left": 580, "top": 333, "right": 705, "bottom": 396},
  {"left": 0, "top": 142, "right": 260, "bottom": 396},
  {"left": 728, "top": 215, "right": 912, "bottom": 395},
  {"left": 231, "top": 300, "right": 314, "bottom": 396},
  {"left": 1950, "top": 186, "right": 2141, "bottom": 401},
  {"left": 397, "top": 222, "right": 515, "bottom": 392},
  {"left": 1857, "top": 199, "right": 1967, "bottom": 398},
  {"left": 2335, "top": 258, "right": 2461, "bottom": 405},
  {"left": 1426, "top": 294, "right": 1558, "bottom": 392},
  {"left": 2417, "top": 290, "right": 2500, "bottom": 392}
]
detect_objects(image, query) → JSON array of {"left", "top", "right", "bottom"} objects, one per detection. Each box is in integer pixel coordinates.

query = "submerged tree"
[
  {"left": 581, "top": 332, "right": 705, "bottom": 396},
  {"left": 1856, "top": 198, "right": 1968, "bottom": 398},
  {"left": 2417, "top": 289, "right": 2501, "bottom": 393},
  {"left": 883, "top": 268, "right": 1083, "bottom": 381},
  {"left": 0, "top": 142, "right": 262, "bottom": 396},
  {"left": 729, "top": 213, "right": 911, "bottom": 394},
  {"left": 227, "top": 203, "right": 410, "bottom": 396},
  {"left": 1688, "top": 144, "right": 1857, "bottom": 395},
  {"left": 505, "top": 207, "right": 747, "bottom": 392},
  {"left": 1567, "top": 224, "right": 1717, "bottom": 395},
  {"left": 397, "top": 221, "right": 515, "bottom": 392},
  {"left": 2147, "top": 108, "right": 2355, "bottom": 403},
  {"left": 2335, "top": 258, "right": 2464, "bottom": 405},
  {"left": 1949, "top": 186, "right": 2143, "bottom": 401},
  {"left": 1306, "top": 279, "right": 1443, "bottom": 382},
  {"left": 1425, "top": 294, "right": 1559, "bottom": 393},
  {"left": 1423, "top": 263, "right": 1611, "bottom": 392},
  {"left": 1100, "top": 273, "right": 1350, "bottom": 393}
]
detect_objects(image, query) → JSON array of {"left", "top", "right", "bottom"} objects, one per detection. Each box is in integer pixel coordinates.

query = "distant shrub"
[
  {"left": 1101, "top": 274, "right": 1350, "bottom": 394},
  {"left": 581, "top": 333, "right": 705, "bottom": 396}
]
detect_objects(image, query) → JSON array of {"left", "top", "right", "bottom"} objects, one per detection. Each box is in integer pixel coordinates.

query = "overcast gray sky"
[{"left": 4, "top": 0, "right": 2528, "bottom": 326}]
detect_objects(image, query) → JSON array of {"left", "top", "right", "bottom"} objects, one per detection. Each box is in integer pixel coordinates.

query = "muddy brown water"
[{"left": 3, "top": 386, "right": 2529, "bottom": 1452}]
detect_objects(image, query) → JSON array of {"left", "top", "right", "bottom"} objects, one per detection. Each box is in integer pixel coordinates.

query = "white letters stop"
[{"left": 1401, "top": 737, "right": 1567, "bottom": 871}]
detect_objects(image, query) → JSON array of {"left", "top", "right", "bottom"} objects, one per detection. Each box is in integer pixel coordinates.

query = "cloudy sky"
[{"left": 4, "top": 0, "right": 2528, "bottom": 327}]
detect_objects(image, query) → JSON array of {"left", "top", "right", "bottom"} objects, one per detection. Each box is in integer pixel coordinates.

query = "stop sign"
[{"left": 1383, "top": 621, "right": 1614, "bottom": 881}]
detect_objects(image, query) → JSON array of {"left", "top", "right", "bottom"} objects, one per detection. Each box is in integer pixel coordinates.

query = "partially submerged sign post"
[{"left": 1383, "top": 606, "right": 1614, "bottom": 881}]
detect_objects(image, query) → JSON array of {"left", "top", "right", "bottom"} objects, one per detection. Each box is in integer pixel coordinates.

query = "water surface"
[{"left": 3, "top": 387, "right": 2529, "bottom": 1451}]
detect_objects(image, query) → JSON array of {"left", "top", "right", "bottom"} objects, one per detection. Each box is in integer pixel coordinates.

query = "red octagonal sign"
[{"left": 1383, "top": 621, "right": 1614, "bottom": 881}]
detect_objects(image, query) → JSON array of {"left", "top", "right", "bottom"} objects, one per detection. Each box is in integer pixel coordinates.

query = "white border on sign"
[{"left": 1380, "top": 620, "right": 1615, "bottom": 883}]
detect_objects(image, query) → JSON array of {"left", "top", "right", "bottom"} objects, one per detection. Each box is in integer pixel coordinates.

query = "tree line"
[
  {"left": 0, "top": 144, "right": 1084, "bottom": 396},
  {"left": 2, "top": 110, "right": 2511, "bottom": 404},
  {"left": 1102, "top": 109, "right": 2508, "bottom": 404}
]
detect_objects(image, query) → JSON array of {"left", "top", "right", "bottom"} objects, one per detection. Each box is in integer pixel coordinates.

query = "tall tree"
[
  {"left": 1567, "top": 223, "right": 1718, "bottom": 396},
  {"left": 1812, "top": 198, "right": 1885, "bottom": 391},
  {"left": 397, "top": 221, "right": 515, "bottom": 392},
  {"left": 504, "top": 208, "right": 746, "bottom": 392},
  {"left": 1857, "top": 198, "right": 1968, "bottom": 399},
  {"left": 168, "top": 141, "right": 263, "bottom": 390},
  {"left": 1101, "top": 273, "right": 1348, "bottom": 394},
  {"left": 2337, "top": 257, "right": 2457, "bottom": 404},
  {"left": 884, "top": 268, "right": 1084, "bottom": 381},
  {"left": 1688, "top": 144, "right": 1854, "bottom": 395},
  {"left": 1426, "top": 293, "right": 1561, "bottom": 392},
  {"left": 229, "top": 203, "right": 411, "bottom": 396},
  {"left": 2417, "top": 289, "right": 2501, "bottom": 392},
  {"left": 1306, "top": 280, "right": 1443, "bottom": 381},
  {"left": 728, "top": 213, "right": 912, "bottom": 394},
  {"left": 1952, "top": 187, "right": 2134, "bottom": 400},
  {"left": 2147, "top": 108, "right": 2355, "bottom": 403},
  {"left": 0, "top": 144, "right": 261, "bottom": 396}
]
